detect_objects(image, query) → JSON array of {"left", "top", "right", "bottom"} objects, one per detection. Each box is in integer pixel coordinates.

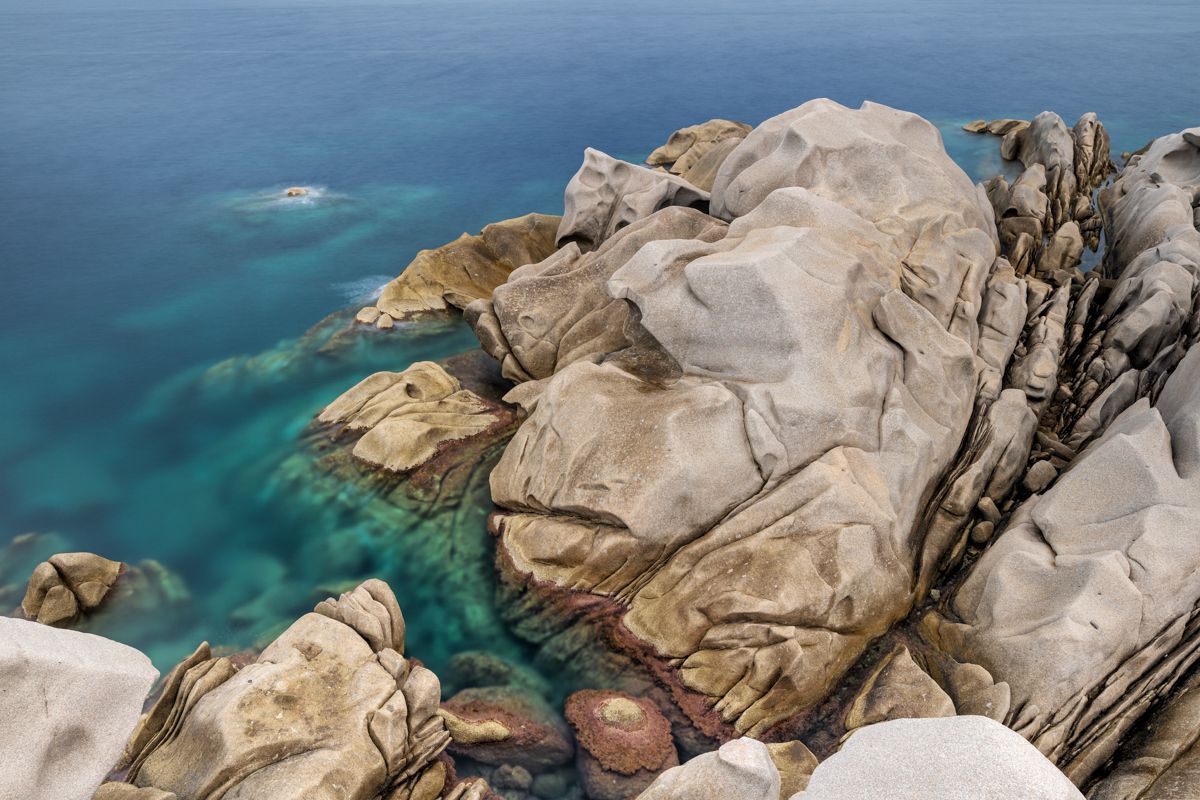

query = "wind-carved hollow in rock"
[{"left": 469, "top": 99, "right": 1002, "bottom": 736}]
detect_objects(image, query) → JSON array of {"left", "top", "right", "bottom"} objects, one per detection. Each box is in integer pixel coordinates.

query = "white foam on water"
[{"left": 332, "top": 274, "right": 394, "bottom": 305}]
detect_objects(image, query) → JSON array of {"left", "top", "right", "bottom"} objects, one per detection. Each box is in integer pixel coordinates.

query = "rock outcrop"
[
  {"left": 555, "top": 148, "right": 710, "bottom": 252},
  {"left": 21, "top": 551, "right": 124, "bottom": 626},
  {"left": 646, "top": 119, "right": 752, "bottom": 192},
  {"left": 317, "top": 360, "right": 513, "bottom": 474},
  {"left": 113, "top": 580, "right": 452, "bottom": 800},
  {"left": 474, "top": 98, "right": 999, "bottom": 737},
  {"left": 799, "top": 716, "right": 1084, "bottom": 799},
  {"left": 0, "top": 617, "right": 158, "bottom": 800},
  {"left": 362, "top": 213, "right": 561, "bottom": 322}
]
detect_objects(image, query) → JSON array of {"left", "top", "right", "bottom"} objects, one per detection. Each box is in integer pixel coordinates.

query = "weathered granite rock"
[
  {"left": 1069, "top": 126, "right": 1200, "bottom": 423},
  {"left": 646, "top": 119, "right": 752, "bottom": 192},
  {"left": 468, "top": 206, "right": 726, "bottom": 384},
  {"left": 556, "top": 148, "right": 710, "bottom": 251},
  {"left": 21, "top": 551, "right": 124, "bottom": 626},
  {"left": 94, "top": 785, "right": 178, "bottom": 800},
  {"left": 1086, "top": 669, "right": 1200, "bottom": 799},
  {"left": 119, "top": 580, "right": 451, "bottom": 800},
  {"left": 317, "top": 361, "right": 512, "bottom": 473},
  {"left": 929, "top": 341, "right": 1200, "bottom": 783},
  {"left": 984, "top": 165, "right": 1049, "bottom": 275},
  {"left": 565, "top": 691, "right": 678, "bottom": 800},
  {"left": 844, "top": 645, "right": 955, "bottom": 730},
  {"left": 440, "top": 685, "right": 574, "bottom": 770},
  {"left": 368, "top": 213, "right": 561, "bottom": 319},
  {"left": 485, "top": 99, "right": 998, "bottom": 736},
  {"left": 0, "top": 617, "right": 158, "bottom": 800},
  {"left": 637, "top": 738, "right": 781, "bottom": 800},
  {"left": 798, "top": 716, "right": 1084, "bottom": 799},
  {"left": 963, "top": 118, "right": 1029, "bottom": 137}
]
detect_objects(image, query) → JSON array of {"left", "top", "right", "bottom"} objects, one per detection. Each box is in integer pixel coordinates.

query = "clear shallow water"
[{"left": 1, "top": 1, "right": 1198, "bottom": 674}]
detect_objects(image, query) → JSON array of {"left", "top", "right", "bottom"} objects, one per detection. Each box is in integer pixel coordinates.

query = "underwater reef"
[{"left": 5, "top": 98, "right": 1200, "bottom": 800}]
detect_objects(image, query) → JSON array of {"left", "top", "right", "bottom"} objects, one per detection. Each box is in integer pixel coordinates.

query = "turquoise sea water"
[{"left": 2, "top": 1, "right": 1199, "bottom": 675}]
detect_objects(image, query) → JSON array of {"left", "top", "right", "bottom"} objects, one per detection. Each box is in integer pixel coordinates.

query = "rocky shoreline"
[{"left": 4, "top": 98, "right": 1200, "bottom": 800}]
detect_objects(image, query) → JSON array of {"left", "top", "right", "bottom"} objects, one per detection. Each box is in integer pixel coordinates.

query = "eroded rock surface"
[
  {"left": 364, "top": 213, "right": 561, "bottom": 320},
  {"left": 646, "top": 118, "right": 752, "bottom": 192},
  {"left": 115, "top": 580, "right": 452, "bottom": 800},
  {"left": 565, "top": 690, "right": 678, "bottom": 800},
  {"left": 478, "top": 98, "right": 999, "bottom": 737}
]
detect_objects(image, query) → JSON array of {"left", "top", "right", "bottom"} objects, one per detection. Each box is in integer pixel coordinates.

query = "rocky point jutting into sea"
[{"left": 4, "top": 98, "right": 1200, "bottom": 800}]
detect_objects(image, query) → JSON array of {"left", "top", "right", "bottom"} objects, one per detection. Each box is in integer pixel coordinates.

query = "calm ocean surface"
[{"left": 2, "top": 0, "right": 1198, "bottom": 672}]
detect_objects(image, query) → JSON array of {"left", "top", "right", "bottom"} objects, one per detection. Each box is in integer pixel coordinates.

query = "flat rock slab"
[
  {"left": 0, "top": 617, "right": 158, "bottom": 800},
  {"left": 797, "top": 716, "right": 1083, "bottom": 800}
]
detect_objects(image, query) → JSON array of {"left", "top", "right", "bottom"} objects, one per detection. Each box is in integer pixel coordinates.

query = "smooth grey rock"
[
  {"left": 796, "top": 716, "right": 1083, "bottom": 800},
  {"left": 637, "top": 738, "right": 780, "bottom": 800},
  {"left": 0, "top": 617, "right": 158, "bottom": 800}
]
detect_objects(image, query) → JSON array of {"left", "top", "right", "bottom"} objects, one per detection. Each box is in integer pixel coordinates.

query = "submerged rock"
[
  {"left": 0, "top": 617, "right": 158, "bottom": 800},
  {"left": 116, "top": 579, "right": 452, "bottom": 800},
  {"left": 646, "top": 118, "right": 752, "bottom": 192}
]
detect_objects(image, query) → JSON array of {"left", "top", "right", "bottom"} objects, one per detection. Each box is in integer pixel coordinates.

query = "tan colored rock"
[
  {"left": 355, "top": 305, "right": 382, "bottom": 324},
  {"left": 21, "top": 552, "right": 124, "bottom": 626},
  {"left": 1023, "top": 458, "right": 1058, "bottom": 492},
  {"left": 121, "top": 580, "right": 451, "bottom": 800},
  {"left": 646, "top": 119, "right": 752, "bottom": 191},
  {"left": 437, "top": 708, "right": 511, "bottom": 744},
  {"left": 1087, "top": 670, "right": 1200, "bottom": 799},
  {"left": 317, "top": 361, "right": 508, "bottom": 473},
  {"left": 964, "top": 118, "right": 1030, "bottom": 136},
  {"left": 375, "top": 213, "right": 561, "bottom": 319},
  {"left": 765, "top": 740, "right": 818, "bottom": 798},
  {"left": 376, "top": 312, "right": 395, "bottom": 330},
  {"left": 94, "top": 784, "right": 178, "bottom": 800},
  {"left": 844, "top": 645, "right": 955, "bottom": 730}
]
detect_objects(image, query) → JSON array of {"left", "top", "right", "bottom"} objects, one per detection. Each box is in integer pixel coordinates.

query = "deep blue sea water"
[{"left": 2, "top": 0, "right": 1198, "bottom": 673}]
